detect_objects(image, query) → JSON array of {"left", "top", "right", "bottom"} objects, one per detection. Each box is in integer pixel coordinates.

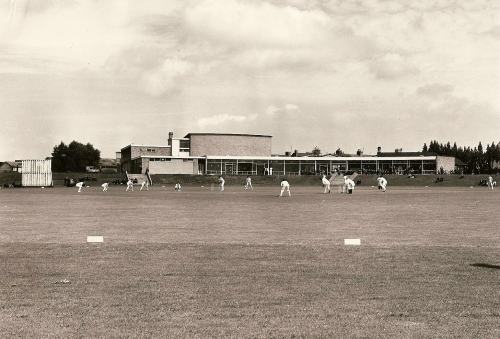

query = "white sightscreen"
[{"left": 22, "top": 159, "right": 53, "bottom": 187}]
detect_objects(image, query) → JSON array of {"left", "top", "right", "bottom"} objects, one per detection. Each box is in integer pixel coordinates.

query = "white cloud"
[
  {"left": 416, "top": 83, "right": 454, "bottom": 97},
  {"left": 139, "top": 57, "right": 193, "bottom": 96},
  {"left": 197, "top": 113, "right": 257, "bottom": 128},
  {"left": 266, "top": 104, "right": 300, "bottom": 115},
  {"left": 184, "top": 0, "right": 335, "bottom": 48},
  {"left": 369, "top": 53, "right": 419, "bottom": 79}
]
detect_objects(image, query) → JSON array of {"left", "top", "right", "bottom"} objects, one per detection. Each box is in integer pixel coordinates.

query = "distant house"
[
  {"left": 0, "top": 161, "right": 21, "bottom": 173},
  {"left": 99, "top": 158, "right": 118, "bottom": 173}
]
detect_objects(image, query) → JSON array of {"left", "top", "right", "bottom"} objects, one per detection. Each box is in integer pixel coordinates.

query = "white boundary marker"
[
  {"left": 344, "top": 238, "right": 361, "bottom": 245},
  {"left": 87, "top": 236, "right": 104, "bottom": 243}
]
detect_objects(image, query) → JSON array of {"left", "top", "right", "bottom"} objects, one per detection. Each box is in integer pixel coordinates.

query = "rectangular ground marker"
[
  {"left": 87, "top": 236, "right": 104, "bottom": 243},
  {"left": 344, "top": 238, "right": 361, "bottom": 245}
]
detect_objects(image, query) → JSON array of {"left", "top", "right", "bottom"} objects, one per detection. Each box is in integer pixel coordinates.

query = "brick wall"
[
  {"left": 436, "top": 156, "right": 455, "bottom": 174},
  {"left": 189, "top": 135, "right": 272, "bottom": 156},
  {"left": 131, "top": 146, "right": 171, "bottom": 159},
  {"left": 149, "top": 159, "right": 196, "bottom": 174}
]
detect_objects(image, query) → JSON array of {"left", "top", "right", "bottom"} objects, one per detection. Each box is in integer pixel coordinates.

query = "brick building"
[{"left": 118, "top": 133, "right": 457, "bottom": 175}]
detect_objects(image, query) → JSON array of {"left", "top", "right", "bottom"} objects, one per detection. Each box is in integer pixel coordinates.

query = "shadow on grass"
[{"left": 470, "top": 263, "right": 500, "bottom": 270}]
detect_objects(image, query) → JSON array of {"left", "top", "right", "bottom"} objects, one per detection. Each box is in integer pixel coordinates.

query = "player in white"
[
  {"left": 101, "top": 182, "right": 109, "bottom": 192},
  {"left": 174, "top": 183, "right": 182, "bottom": 191},
  {"left": 219, "top": 176, "right": 225, "bottom": 192},
  {"left": 279, "top": 178, "right": 291, "bottom": 197},
  {"left": 377, "top": 176, "right": 387, "bottom": 192},
  {"left": 344, "top": 176, "right": 355, "bottom": 194},
  {"left": 322, "top": 175, "right": 331, "bottom": 194},
  {"left": 487, "top": 175, "right": 495, "bottom": 190},
  {"left": 244, "top": 176, "right": 253, "bottom": 190},
  {"left": 126, "top": 179, "right": 134, "bottom": 192},
  {"left": 140, "top": 180, "right": 149, "bottom": 191},
  {"left": 75, "top": 181, "right": 84, "bottom": 193}
]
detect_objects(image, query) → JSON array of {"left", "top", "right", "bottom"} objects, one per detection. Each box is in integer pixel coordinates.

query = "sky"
[{"left": 0, "top": 0, "right": 499, "bottom": 160}]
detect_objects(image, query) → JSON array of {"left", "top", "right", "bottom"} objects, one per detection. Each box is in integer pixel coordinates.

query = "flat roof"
[
  {"left": 121, "top": 144, "right": 171, "bottom": 151},
  {"left": 134, "top": 155, "right": 206, "bottom": 161},
  {"left": 378, "top": 152, "right": 438, "bottom": 157},
  {"left": 204, "top": 155, "right": 439, "bottom": 161},
  {"left": 184, "top": 133, "right": 272, "bottom": 138}
]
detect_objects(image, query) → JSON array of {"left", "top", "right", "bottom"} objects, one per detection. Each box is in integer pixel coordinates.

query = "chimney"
[
  {"left": 168, "top": 132, "right": 173, "bottom": 145},
  {"left": 377, "top": 146, "right": 381, "bottom": 154}
]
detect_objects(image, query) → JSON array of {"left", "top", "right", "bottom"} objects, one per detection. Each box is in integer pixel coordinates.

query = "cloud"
[
  {"left": 197, "top": 113, "right": 258, "bottom": 128},
  {"left": 184, "top": 0, "right": 336, "bottom": 48},
  {"left": 266, "top": 104, "right": 300, "bottom": 115},
  {"left": 139, "top": 57, "right": 194, "bottom": 96},
  {"left": 369, "top": 53, "right": 419, "bottom": 79},
  {"left": 416, "top": 83, "right": 454, "bottom": 97}
]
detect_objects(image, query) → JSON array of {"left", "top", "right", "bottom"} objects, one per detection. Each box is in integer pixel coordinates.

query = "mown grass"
[{"left": 0, "top": 187, "right": 499, "bottom": 337}]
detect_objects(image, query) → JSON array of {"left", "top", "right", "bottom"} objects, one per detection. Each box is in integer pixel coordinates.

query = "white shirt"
[
  {"left": 345, "top": 178, "right": 355, "bottom": 189},
  {"left": 219, "top": 178, "right": 225, "bottom": 185},
  {"left": 377, "top": 177, "right": 387, "bottom": 186},
  {"left": 322, "top": 176, "right": 330, "bottom": 185},
  {"left": 76, "top": 182, "right": 84, "bottom": 188},
  {"left": 127, "top": 180, "right": 133, "bottom": 186},
  {"left": 246, "top": 177, "right": 252, "bottom": 183},
  {"left": 101, "top": 183, "right": 108, "bottom": 187},
  {"left": 281, "top": 180, "right": 290, "bottom": 188}
]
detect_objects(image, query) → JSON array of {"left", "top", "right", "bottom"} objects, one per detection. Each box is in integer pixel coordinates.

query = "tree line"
[
  {"left": 423, "top": 140, "right": 500, "bottom": 174},
  {"left": 51, "top": 141, "right": 100, "bottom": 172}
]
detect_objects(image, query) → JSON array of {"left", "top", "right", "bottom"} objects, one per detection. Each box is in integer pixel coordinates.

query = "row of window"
[{"left": 149, "top": 158, "right": 193, "bottom": 162}]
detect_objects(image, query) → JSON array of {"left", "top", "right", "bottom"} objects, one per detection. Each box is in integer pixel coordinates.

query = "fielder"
[
  {"left": 126, "top": 179, "right": 134, "bottom": 192},
  {"left": 140, "top": 180, "right": 149, "bottom": 191},
  {"left": 344, "top": 176, "right": 355, "bottom": 194},
  {"left": 174, "top": 183, "right": 182, "bottom": 191},
  {"left": 279, "top": 178, "right": 291, "bottom": 197},
  {"left": 75, "top": 181, "right": 84, "bottom": 193},
  {"left": 377, "top": 176, "right": 387, "bottom": 192},
  {"left": 322, "top": 175, "right": 331, "bottom": 194},
  {"left": 244, "top": 176, "right": 253, "bottom": 190},
  {"left": 219, "top": 176, "right": 225, "bottom": 192},
  {"left": 487, "top": 176, "right": 495, "bottom": 190},
  {"left": 101, "top": 182, "right": 109, "bottom": 192}
]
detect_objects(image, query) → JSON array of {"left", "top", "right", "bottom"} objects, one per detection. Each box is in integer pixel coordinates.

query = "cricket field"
[{"left": 0, "top": 185, "right": 499, "bottom": 338}]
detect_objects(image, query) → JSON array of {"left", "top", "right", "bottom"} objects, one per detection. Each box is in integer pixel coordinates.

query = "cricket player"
[
  {"left": 75, "top": 181, "right": 84, "bottom": 193},
  {"left": 101, "top": 182, "right": 109, "bottom": 192},
  {"left": 279, "top": 178, "right": 291, "bottom": 197},
  {"left": 344, "top": 176, "right": 355, "bottom": 194},
  {"left": 126, "top": 179, "right": 134, "bottom": 192},
  {"left": 219, "top": 176, "right": 225, "bottom": 192},
  {"left": 487, "top": 176, "right": 495, "bottom": 190},
  {"left": 174, "top": 183, "right": 182, "bottom": 191},
  {"left": 322, "top": 175, "right": 331, "bottom": 194},
  {"left": 140, "top": 180, "right": 149, "bottom": 191},
  {"left": 377, "top": 176, "right": 387, "bottom": 192},
  {"left": 244, "top": 176, "right": 253, "bottom": 190}
]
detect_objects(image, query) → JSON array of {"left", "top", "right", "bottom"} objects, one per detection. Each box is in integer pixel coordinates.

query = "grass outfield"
[{"left": 0, "top": 186, "right": 499, "bottom": 337}]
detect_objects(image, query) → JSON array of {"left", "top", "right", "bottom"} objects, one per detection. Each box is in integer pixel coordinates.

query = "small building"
[{"left": 0, "top": 161, "right": 22, "bottom": 173}]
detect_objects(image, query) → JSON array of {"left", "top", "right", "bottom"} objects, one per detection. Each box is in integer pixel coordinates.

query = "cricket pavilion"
[{"left": 118, "top": 132, "right": 458, "bottom": 176}]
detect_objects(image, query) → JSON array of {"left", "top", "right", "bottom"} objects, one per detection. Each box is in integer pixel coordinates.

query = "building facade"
[{"left": 118, "top": 132, "right": 456, "bottom": 175}]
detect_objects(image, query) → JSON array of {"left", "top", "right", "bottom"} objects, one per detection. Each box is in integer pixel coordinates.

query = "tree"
[
  {"left": 311, "top": 146, "right": 321, "bottom": 157},
  {"left": 51, "top": 141, "right": 101, "bottom": 172},
  {"left": 335, "top": 148, "right": 344, "bottom": 156},
  {"left": 422, "top": 143, "right": 428, "bottom": 152}
]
